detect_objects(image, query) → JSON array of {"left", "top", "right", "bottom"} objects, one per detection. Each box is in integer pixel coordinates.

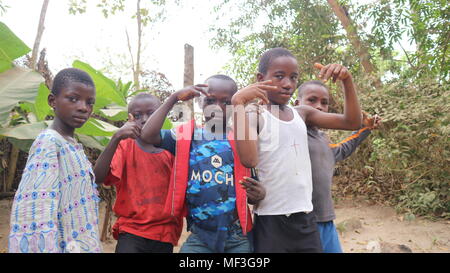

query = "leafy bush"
[{"left": 330, "top": 78, "right": 450, "bottom": 219}]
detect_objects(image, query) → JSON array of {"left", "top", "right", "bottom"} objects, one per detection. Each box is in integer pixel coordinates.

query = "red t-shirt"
[{"left": 104, "top": 138, "right": 182, "bottom": 246}]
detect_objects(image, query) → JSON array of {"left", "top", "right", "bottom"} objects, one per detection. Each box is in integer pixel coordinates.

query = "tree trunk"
[
  {"left": 4, "top": 146, "right": 19, "bottom": 193},
  {"left": 134, "top": 0, "right": 142, "bottom": 90},
  {"left": 100, "top": 200, "right": 112, "bottom": 242},
  {"left": 326, "top": 0, "right": 382, "bottom": 88},
  {"left": 0, "top": 192, "right": 15, "bottom": 199},
  {"left": 125, "top": 29, "right": 136, "bottom": 84},
  {"left": 37, "top": 48, "right": 54, "bottom": 89},
  {"left": 7, "top": 1, "right": 51, "bottom": 193},
  {"left": 30, "top": 0, "right": 50, "bottom": 69},
  {"left": 184, "top": 44, "right": 195, "bottom": 120}
]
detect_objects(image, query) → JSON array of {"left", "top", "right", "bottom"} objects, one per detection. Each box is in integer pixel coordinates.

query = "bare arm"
[
  {"left": 231, "top": 81, "right": 277, "bottom": 168},
  {"left": 93, "top": 114, "right": 140, "bottom": 184},
  {"left": 298, "top": 64, "right": 362, "bottom": 130},
  {"left": 140, "top": 93, "right": 178, "bottom": 145},
  {"left": 232, "top": 104, "right": 260, "bottom": 168},
  {"left": 140, "top": 84, "right": 208, "bottom": 145}
]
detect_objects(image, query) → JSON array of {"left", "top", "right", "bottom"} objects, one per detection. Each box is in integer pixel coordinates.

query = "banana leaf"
[
  {"left": 0, "top": 22, "right": 31, "bottom": 73},
  {"left": 0, "top": 67, "right": 44, "bottom": 126},
  {"left": 73, "top": 60, "right": 127, "bottom": 110}
]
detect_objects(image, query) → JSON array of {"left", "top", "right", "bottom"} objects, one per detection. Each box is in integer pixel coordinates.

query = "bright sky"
[
  {"left": 1, "top": 0, "right": 232, "bottom": 89},
  {"left": 1, "top": 0, "right": 411, "bottom": 90}
]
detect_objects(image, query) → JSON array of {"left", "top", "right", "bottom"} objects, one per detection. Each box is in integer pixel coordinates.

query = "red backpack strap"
[
  {"left": 227, "top": 131, "right": 253, "bottom": 234},
  {"left": 165, "top": 120, "right": 195, "bottom": 217}
]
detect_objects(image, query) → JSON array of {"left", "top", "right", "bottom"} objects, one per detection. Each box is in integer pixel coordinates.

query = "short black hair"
[
  {"left": 128, "top": 93, "right": 161, "bottom": 112},
  {"left": 51, "top": 68, "right": 95, "bottom": 95},
  {"left": 205, "top": 74, "right": 238, "bottom": 93},
  {"left": 298, "top": 80, "right": 329, "bottom": 97},
  {"left": 258, "top": 47, "right": 296, "bottom": 75}
]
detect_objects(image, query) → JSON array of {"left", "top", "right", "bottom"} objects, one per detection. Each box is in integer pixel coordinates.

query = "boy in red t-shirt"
[{"left": 94, "top": 93, "right": 182, "bottom": 253}]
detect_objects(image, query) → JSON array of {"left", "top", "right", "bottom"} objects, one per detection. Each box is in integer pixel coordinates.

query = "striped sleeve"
[{"left": 330, "top": 127, "right": 371, "bottom": 162}]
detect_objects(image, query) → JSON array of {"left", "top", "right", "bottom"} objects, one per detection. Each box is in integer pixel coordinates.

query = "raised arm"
[
  {"left": 297, "top": 63, "right": 362, "bottom": 130},
  {"left": 232, "top": 104, "right": 260, "bottom": 168},
  {"left": 331, "top": 112, "right": 381, "bottom": 162},
  {"left": 331, "top": 128, "right": 371, "bottom": 162},
  {"left": 231, "top": 81, "right": 278, "bottom": 168},
  {"left": 93, "top": 114, "right": 140, "bottom": 184},
  {"left": 140, "top": 84, "right": 208, "bottom": 145}
]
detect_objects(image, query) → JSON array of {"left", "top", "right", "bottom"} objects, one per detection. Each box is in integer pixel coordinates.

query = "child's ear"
[
  {"left": 256, "top": 73, "right": 264, "bottom": 82},
  {"left": 294, "top": 99, "right": 300, "bottom": 106},
  {"left": 48, "top": 93, "right": 56, "bottom": 109}
]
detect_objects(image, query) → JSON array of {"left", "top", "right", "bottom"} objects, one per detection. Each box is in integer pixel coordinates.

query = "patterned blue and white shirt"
[{"left": 9, "top": 129, "right": 102, "bottom": 253}]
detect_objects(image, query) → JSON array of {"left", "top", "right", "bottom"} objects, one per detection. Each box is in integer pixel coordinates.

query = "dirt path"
[
  {"left": 1, "top": 198, "right": 448, "bottom": 253},
  {"left": 334, "top": 199, "right": 449, "bottom": 253}
]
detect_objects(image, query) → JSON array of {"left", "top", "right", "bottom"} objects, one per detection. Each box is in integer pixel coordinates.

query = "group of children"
[{"left": 8, "top": 47, "right": 380, "bottom": 253}]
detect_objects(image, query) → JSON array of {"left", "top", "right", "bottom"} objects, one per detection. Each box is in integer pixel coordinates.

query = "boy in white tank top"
[{"left": 231, "top": 48, "right": 362, "bottom": 253}]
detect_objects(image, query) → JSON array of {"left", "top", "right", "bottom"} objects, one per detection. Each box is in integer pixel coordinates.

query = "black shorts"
[
  {"left": 253, "top": 212, "right": 322, "bottom": 253},
  {"left": 115, "top": 232, "right": 174, "bottom": 253}
]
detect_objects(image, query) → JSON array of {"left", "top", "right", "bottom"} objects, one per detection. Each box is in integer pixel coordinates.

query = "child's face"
[
  {"left": 298, "top": 85, "right": 330, "bottom": 112},
  {"left": 201, "top": 78, "right": 235, "bottom": 126},
  {"left": 257, "top": 56, "right": 299, "bottom": 105},
  {"left": 129, "top": 98, "right": 161, "bottom": 129},
  {"left": 48, "top": 82, "right": 96, "bottom": 129}
]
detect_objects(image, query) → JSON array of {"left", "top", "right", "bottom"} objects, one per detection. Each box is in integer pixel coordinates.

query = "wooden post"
[{"left": 184, "top": 44, "right": 194, "bottom": 120}]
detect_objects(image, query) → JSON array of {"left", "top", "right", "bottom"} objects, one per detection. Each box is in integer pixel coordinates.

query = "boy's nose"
[
  {"left": 204, "top": 104, "right": 224, "bottom": 117},
  {"left": 141, "top": 114, "right": 149, "bottom": 125},
  {"left": 281, "top": 78, "right": 294, "bottom": 90},
  {"left": 78, "top": 102, "right": 89, "bottom": 112}
]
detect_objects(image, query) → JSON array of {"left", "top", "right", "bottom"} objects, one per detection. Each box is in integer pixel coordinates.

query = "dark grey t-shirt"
[{"left": 308, "top": 127, "right": 371, "bottom": 222}]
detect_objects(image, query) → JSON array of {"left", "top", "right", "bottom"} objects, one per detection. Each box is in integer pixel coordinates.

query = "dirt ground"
[{"left": 1, "top": 197, "right": 449, "bottom": 253}]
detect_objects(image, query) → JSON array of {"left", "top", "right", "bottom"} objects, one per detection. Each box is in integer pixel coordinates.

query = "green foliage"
[
  {"left": 73, "top": 60, "right": 127, "bottom": 110},
  {"left": 0, "top": 1, "right": 9, "bottom": 15},
  {"left": 68, "top": 0, "right": 87, "bottom": 15},
  {"left": 0, "top": 67, "right": 44, "bottom": 126},
  {"left": 0, "top": 22, "right": 31, "bottom": 73},
  {"left": 0, "top": 23, "right": 125, "bottom": 150},
  {"left": 68, "top": 0, "right": 168, "bottom": 26},
  {"left": 0, "top": 121, "right": 49, "bottom": 140},
  {"left": 353, "top": 0, "right": 450, "bottom": 81},
  {"left": 16, "top": 83, "right": 52, "bottom": 123},
  {"left": 210, "top": 0, "right": 349, "bottom": 86},
  {"left": 0, "top": 36, "right": 125, "bottom": 149},
  {"left": 330, "top": 79, "right": 449, "bottom": 218},
  {"left": 34, "top": 83, "right": 52, "bottom": 121},
  {"left": 95, "top": 0, "right": 125, "bottom": 18},
  {"left": 140, "top": 70, "right": 175, "bottom": 102},
  {"left": 211, "top": 0, "right": 449, "bottom": 85},
  {"left": 210, "top": 0, "right": 449, "bottom": 218},
  {"left": 116, "top": 79, "right": 133, "bottom": 98},
  {"left": 1, "top": 54, "right": 174, "bottom": 153},
  {"left": 6, "top": 138, "right": 34, "bottom": 153}
]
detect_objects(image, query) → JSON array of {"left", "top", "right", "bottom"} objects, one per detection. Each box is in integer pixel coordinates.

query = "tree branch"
[
  {"left": 30, "top": 0, "right": 50, "bottom": 69},
  {"left": 125, "top": 29, "right": 136, "bottom": 80},
  {"left": 135, "top": 0, "right": 142, "bottom": 90}
]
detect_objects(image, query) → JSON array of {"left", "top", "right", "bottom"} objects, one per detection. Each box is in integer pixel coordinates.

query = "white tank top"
[{"left": 254, "top": 105, "right": 313, "bottom": 215}]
